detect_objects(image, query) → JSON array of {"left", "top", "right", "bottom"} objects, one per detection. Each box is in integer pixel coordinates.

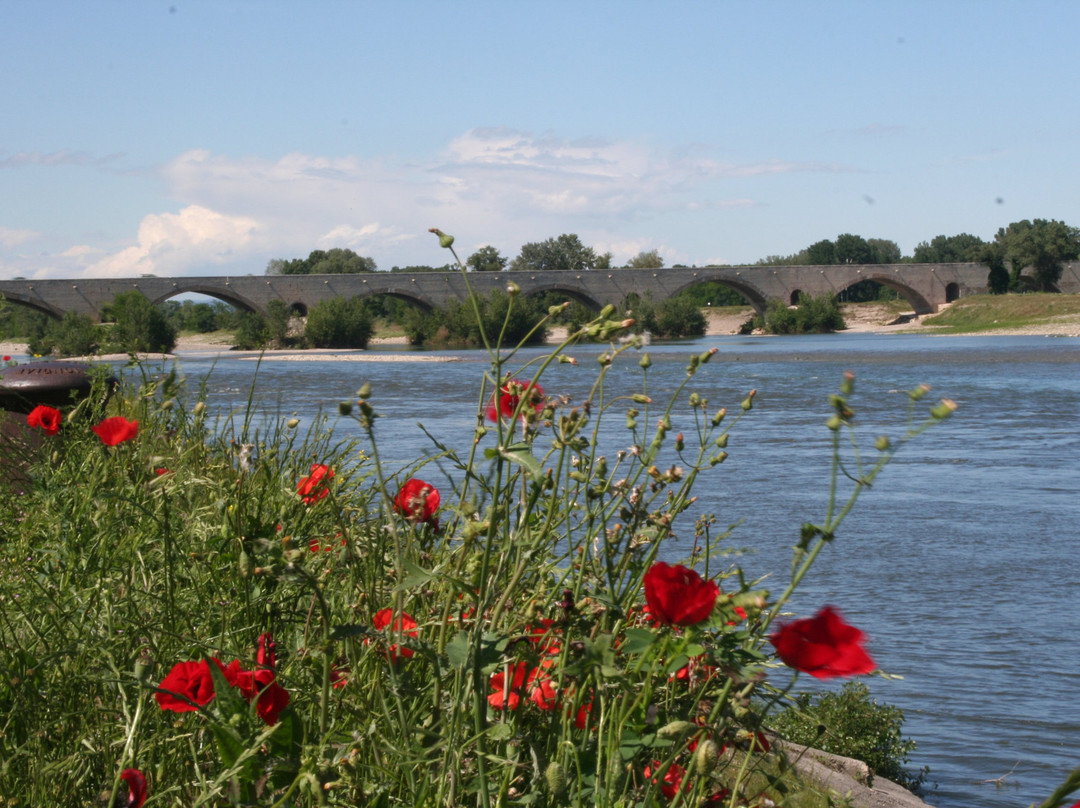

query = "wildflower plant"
[{"left": 0, "top": 232, "right": 979, "bottom": 807}]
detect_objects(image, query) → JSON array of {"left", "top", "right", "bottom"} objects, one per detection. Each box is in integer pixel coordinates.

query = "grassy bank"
[{"left": 921, "top": 293, "right": 1080, "bottom": 333}]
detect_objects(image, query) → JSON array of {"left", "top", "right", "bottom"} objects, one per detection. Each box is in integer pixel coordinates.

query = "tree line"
[{"left": 265, "top": 218, "right": 1080, "bottom": 297}]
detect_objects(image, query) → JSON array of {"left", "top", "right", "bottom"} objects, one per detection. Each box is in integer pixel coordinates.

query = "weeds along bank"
[{"left": 0, "top": 234, "right": 982, "bottom": 808}]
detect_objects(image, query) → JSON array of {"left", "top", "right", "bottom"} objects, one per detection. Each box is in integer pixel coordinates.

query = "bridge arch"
[
  {"left": 521, "top": 283, "right": 604, "bottom": 311},
  {"left": 667, "top": 274, "right": 769, "bottom": 316},
  {"left": 147, "top": 285, "right": 262, "bottom": 315},
  {"left": 0, "top": 292, "right": 65, "bottom": 320},
  {"left": 351, "top": 287, "right": 435, "bottom": 313},
  {"left": 837, "top": 274, "right": 934, "bottom": 315}
]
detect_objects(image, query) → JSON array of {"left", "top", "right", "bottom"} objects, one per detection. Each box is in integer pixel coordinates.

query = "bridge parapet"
[{"left": 0, "top": 261, "right": 1046, "bottom": 322}]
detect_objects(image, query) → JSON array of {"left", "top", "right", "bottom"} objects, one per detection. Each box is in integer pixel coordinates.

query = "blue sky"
[{"left": 2, "top": 1, "right": 1078, "bottom": 279}]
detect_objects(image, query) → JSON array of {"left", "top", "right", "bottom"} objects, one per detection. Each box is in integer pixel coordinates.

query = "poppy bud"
[
  {"left": 357, "top": 382, "right": 371, "bottom": 399},
  {"left": 639, "top": 353, "right": 652, "bottom": 369},
  {"left": 875, "top": 435, "right": 890, "bottom": 451},
  {"left": 694, "top": 739, "right": 721, "bottom": 775},
  {"left": 658, "top": 720, "right": 696, "bottom": 740},
  {"left": 545, "top": 761, "right": 567, "bottom": 796},
  {"left": 286, "top": 418, "right": 300, "bottom": 429},
  {"left": 338, "top": 401, "right": 353, "bottom": 416},
  {"left": 930, "top": 399, "right": 958, "bottom": 420}
]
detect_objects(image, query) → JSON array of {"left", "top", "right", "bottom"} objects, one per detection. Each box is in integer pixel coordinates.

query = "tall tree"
[
  {"left": 912, "top": 233, "right": 986, "bottom": 263},
  {"left": 626, "top": 249, "right": 664, "bottom": 269},
  {"left": 466, "top": 245, "right": 508, "bottom": 272},
  {"left": 804, "top": 239, "right": 837, "bottom": 265},
  {"left": 834, "top": 233, "right": 874, "bottom": 264},
  {"left": 866, "top": 238, "right": 902, "bottom": 264},
  {"left": 509, "top": 234, "right": 599, "bottom": 272},
  {"left": 994, "top": 219, "right": 1080, "bottom": 291},
  {"left": 266, "top": 248, "right": 377, "bottom": 275}
]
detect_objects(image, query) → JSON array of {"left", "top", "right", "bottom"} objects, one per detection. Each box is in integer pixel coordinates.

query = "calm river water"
[{"left": 126, "top": 333, "right": 1080, "bottom": 807}]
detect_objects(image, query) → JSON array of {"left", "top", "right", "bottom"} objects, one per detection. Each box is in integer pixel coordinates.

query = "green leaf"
[
  {"left": 445, "top": 632, "right": 471, "bottom": 669},
  {"left": 497, "top": 442, "right": 543, "bottom": 480},
  {"left": 399, "top": 559, "right": 435, "bottom": 589},
  {"left": 487, "top": 722, "right": 513, "bottom": 741},
  {"left": 620, "top": 627, "right": 658, "bottom": 655}
]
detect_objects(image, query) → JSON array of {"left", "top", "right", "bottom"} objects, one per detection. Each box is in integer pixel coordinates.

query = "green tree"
[
  {"left": 626, "top": 249, "right": 664, "bottom": 269},
  {"left": 866, "top": 238, "right": 902, "bottom": 264},
  {"left": 233, "top": 311, "right": 270, "bottom": 350},
  {"left": 979, "top": 242, "right": 1010, "bottom": 294},
  {"left": 804, "top": 239, "right": 837, "bottom": 265},
  {"left": 466, "top": 246, "right": 508, "bottom": 272},
  {"left": 834, "top": 233, "right": 873, "bottom": 264},
  {"left": 304, "top": 296, "right": 373, "bottom": 348},
  {"left": 29, "top": 312, "right": 100, "bottom": 357},
  {"left": 104, "top": 291, "right": 177, "bottom": 353},
  {"left": 267, "top": 248, "right": 377, "bottom": 275},
  {"left": 264, "top": 299, "right": 292, "bottom": 347},
  {"left": 912, "top": 233, "right": 986, "bottom": 263},
  {"left": 509, "top": 234, "right": 599, "bottom": 272},
  {"left": 994, "top": 218, "right": 1080, "bottom": 292}
]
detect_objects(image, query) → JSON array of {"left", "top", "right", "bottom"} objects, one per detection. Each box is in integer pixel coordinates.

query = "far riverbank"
[{"left": 5, "top": 297, "right": 1080, "bottom": 359}]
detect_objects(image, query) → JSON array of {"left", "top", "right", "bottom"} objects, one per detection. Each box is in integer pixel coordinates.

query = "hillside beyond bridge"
[{"left": 3, "top": 261, "right": 1065, "bottom": 322}]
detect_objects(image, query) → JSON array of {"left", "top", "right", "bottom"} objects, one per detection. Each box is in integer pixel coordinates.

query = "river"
[{"left": 94, "top": 333, "right": 1080, "bottom": 806}]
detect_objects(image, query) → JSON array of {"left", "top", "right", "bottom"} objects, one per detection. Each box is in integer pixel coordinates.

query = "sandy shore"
[{"left": 3, "top": 304, "right": 1079, "bottom": 361}]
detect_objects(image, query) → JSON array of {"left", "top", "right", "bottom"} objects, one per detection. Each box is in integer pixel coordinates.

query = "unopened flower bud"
[
  {"left": 599, "top": 304, "right": 615, "bottom": 319},
  {"left": 909, "top": 384, "right": 931, "bottom": 401},
  {"left": 688, "top": 392, "right": 700, "bottom": 407},
  {"left": 193, "top": 401, "right": 206, "bottom": 417},
  {"left": 712, "top": 408, "right": 726, "bottom": 426},
  {"left": 428, "top": 227, "right": 454, "bottom": 248},
  {"left": 357, "top": 382, "right": 371, "bottom": 399},
  {"left": 544, "top": 761, "right": 567, "bottom": 796},
  {"left": 930, "top": 398, "right": 958, "bottom": 420},
  {"left": 694, "top": 739, "right": 721, "bottom": 775},
  {"left": 825, "top": 415, "right": 842, "bottom": 431},
  {"left": 338, "top": 401, "right": 353, "bottom": 416},
  {"left": 506, "top": 281, "right": 520, "bottom": 296},
  {"left": 709, "top": 451, "right": 728, "bottom": 466},
  {"left": 840, "top": 370, "right": 855, "bottom": 395},
  {"left": 741, "top": 390, "right": 757, "bottom": 411},
  {"left": 161, "top": 398, "right": 175, "bottom": 410},
  {"left": 639, "top": 353, "right": 652, "bottom": 369},
  {"left": 631, "top": 394, "right": 651, "bottom": 404},
  {"left": 699, "top": 348, "right": 718, "bottom": 364},
  {"left": 658, "top": 720, "right": 697, "bottom": 740},
  {"left": 286, "top": 418, "right": 300, "bottom": 429},
  {"left": 875, "top": 435, "right": 890, "bottom": 451},
  {"left": 675, "top": 433, "right": 684, "bottom": 451}
]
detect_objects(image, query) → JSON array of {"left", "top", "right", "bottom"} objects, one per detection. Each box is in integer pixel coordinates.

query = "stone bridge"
[{"left": 2, "top": 261, "right": 1059, "bottom": 322}]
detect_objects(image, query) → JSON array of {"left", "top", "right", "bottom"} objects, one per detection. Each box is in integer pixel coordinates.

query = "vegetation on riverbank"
[
  {"left": 0, "top": 234, "right": 956, "bottom": 806},
  {"left": 920, "top": 293, "right": 1080, "bottom": 334}
]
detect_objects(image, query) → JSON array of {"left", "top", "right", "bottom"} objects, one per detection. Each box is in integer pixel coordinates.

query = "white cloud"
[
  {"left": 15, "top": 129, "right": 848, "bottom": 278},
  {"left": 0, "top": 226, "right": 38, "bottom": 248},
  {"left": 83, "top": 205, "right": 258, "bottom": 278}
]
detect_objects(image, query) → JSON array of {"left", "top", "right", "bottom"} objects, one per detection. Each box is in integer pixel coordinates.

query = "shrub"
[
  {"left": 304, "top": 295, "right": 374, "bottom": 348},
  {"left": 28, "top": 311, "right": 100, "bottom": 357},
  {"left": 771, "top": 681, "right": 927, "bottom": 791},
  {"left": 103, "top": 290, "right": 177, "bottom": 353}
]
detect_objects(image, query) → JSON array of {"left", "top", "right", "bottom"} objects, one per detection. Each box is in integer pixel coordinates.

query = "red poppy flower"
[
  {"left": 527, "top": 663, "right": 558, "bottom": 711},
  {"left": 486, "top": 378, "right": 544, "bottom": 422},
  {"left": 488, "top": 661, "right": 529, "bottom": 710},
  {"left": 155, "top": 659, "right": 220, "bottom": 712},
  {"left": 393, "top": 478, "right": 440, "bottom": 525},
  {"left": 372, "top": 608, "right": 418, "bottom": 661},
  {"left": 297, "top": 463, "right": 334, "bottom": 504},
  {"left": 770, "top": 605, "right": 875, "bottom": 679},
  {"left": 643, "top": 562, "right": 719, "bottom": 627},
  {"left": 154, "top": 467, "right": 171, "bottom": 476},
  {"left": 92, "top": 416, "right": 138, "bottom": 446},
  {"left": 26, "top": 404, "right": 62, "bottom": 436},
  {"left": 1, "top": 356, "right": 10, "bottom": 362},
  {"left": 644, "top": 760, "right": 686, "bottom": 800},
  {"left": 673, "top": 654, "right": 718, "bottom": 685},
  {"left": 119, "top": 768, "right": 148, "bottom": 808},
  {"left": 232, "top": 666, "right": 290, "bottom": 725},
  {"left": 256, "top": 632, "right": 277, "bottom": 671}
]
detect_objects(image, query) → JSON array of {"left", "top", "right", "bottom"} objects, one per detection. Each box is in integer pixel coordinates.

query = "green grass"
[{"left": 922, "top": 293, "right": 1080, "bottom": 333}]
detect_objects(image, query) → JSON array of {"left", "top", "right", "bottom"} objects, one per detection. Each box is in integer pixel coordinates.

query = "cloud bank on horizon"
[{"left": 4, "top": 128, "right": 835, "bottom": 280}]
